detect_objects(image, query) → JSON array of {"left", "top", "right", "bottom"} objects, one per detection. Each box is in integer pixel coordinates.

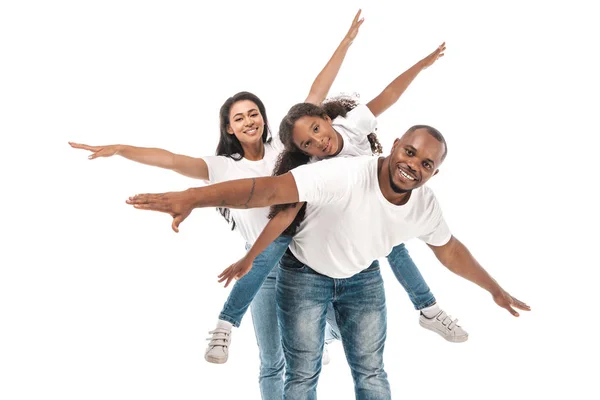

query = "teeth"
[{"left": 399, "top": 169, "right": 415, "bottom": 181}]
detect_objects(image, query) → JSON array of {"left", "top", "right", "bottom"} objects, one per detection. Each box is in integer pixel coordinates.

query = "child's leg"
[
  {"left": 386, "top": 243, "right": 435, "bottom": 310},
  {"left": 219, "top": 235, "right": 293, "bottom": 327},
  {"left": 205, "top": 236, "right": 292, "bottom": 366},
  {"left": 386, "top": 243, "right": 468, "bottom": 342}
]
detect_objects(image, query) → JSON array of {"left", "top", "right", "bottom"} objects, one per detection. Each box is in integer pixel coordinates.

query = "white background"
[{"left": 1, "top": 0, "right": 599, "bottom": 399}]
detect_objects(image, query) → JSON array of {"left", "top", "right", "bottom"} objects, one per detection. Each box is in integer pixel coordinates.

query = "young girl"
[
  {"left": 218, "top": 42, "right": 469, "bottom": 344},
  {"left": 70, "top": 10, "right": 364, "bottom": 400}
]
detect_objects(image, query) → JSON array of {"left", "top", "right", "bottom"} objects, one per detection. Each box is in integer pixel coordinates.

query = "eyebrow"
[
  {"left": 232, "top": 108, "right": 259, "bottom": 119},
  {"left": 300, "top": 122, "right": 318, "bottom": 148},
  {"left": 406, "top": 145, "right": 436, "bottom": 167}
]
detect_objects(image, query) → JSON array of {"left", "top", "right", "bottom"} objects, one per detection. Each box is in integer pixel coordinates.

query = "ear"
[
  {"left": 324, "top": 115, "right": 332, "bottom": 124},
  {"left": 226, "top": 125, "right": 234, "bottom": 135},
  {"left": 433, "top": 169, "right": 440, "bottom": 177},
  {"left": 391, "top": 138, "right": 400, "bottom": 152}
]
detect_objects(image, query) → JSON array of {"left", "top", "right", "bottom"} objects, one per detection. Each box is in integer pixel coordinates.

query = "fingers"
[
  {"left": 222, "top": 272, "right": 235, "bottom": 288},
  {"left": 505, "top": 304, "right": 520, "bottom": 317},
  {"left": 218, "top": 266, "right": 232, "bottom": 280},
  {"left": 127, "top": 194, "right": 162, "bottom": 205},
  {"left": 511, "top": 297, "right": 531, "bottom": 311},
  {"left": 69, "top": 142, "right": 99, "bottom": 152},
  {"left": 88, "top": 151, "right": 102, "bottom": 160},
  {"left": 352, "top": 9, "right": 362, "bottom": 25}
]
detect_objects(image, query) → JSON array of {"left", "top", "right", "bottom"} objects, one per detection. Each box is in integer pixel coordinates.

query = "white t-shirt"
[
  {"left": 311, "top": 104, "right": 378, "bottom": 163},
  {"left": 203, "top": 135, "right": 284, "bottom": 244},
  {"left": 290, "top": 156, "right": 452, "bottom": 278}
]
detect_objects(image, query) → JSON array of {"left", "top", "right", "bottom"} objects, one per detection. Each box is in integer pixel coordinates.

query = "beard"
[{"left": 388, "top": 161, "right": 412, "bottom": 194}]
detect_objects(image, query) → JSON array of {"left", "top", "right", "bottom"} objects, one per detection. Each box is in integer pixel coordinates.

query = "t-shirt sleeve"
[
  {"left": 290, "top": 157, "right": 353, "bottom": 205},
  {"left": 418, "top": 193, "right": 452, "bottom": 246},
  {"left": 334, "top": 104, "right": 378, "bottom": 138},
  {"left": 202, "top": 155, "right": 235, "bottom": 184}
]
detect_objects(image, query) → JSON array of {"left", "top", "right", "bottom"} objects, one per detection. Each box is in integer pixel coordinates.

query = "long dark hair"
[
  {"left": 216, "top": 91, "right": 272, "bottom": 230},
  {"left": 268, "top": 95, "right": 383, "bottom": 236}
]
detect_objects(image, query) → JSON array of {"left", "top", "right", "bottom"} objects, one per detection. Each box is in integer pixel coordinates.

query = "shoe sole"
[
  {"left": 419, "top": 320, "right": 469, "bottom": 343},
  {"left": 205, "top": 354, "right": 228, "bottom": 364}
]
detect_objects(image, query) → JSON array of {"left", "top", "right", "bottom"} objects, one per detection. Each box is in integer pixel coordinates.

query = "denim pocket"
[
  {"left": 362, "top": 259, "right": 381, "bottom": 273},
  {"left": 279, "top": 250, "right": 308, "bottom": 272}
]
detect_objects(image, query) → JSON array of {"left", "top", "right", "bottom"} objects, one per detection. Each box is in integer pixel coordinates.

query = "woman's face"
[
  {"left": 291, "top": 115, "right": 340, "bottom": 157},
  {"left": 227, "top": 100, "right": 265, "bottom": 146}
]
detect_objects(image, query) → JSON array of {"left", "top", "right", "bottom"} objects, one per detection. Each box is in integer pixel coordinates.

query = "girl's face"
[
  {"left": 227, "top": 100, "right": 265, "bottom": 146},
  {"left": 292, "top": 115, "right": 340, "bottom": 157}
]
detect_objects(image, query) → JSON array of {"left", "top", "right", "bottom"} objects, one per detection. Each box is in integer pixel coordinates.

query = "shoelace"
[
  {"left": 206, "top": 328, "right": 231, "bottom": 348},
  {"left": 436, "top": 311, "right": 460, "bottom": 330}
]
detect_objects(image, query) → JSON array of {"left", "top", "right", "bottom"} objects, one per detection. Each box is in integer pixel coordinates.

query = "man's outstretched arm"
[
  {"left": 126, "top": 173, "right": 299, "bottom": 232},
  {"left": 428, "top": 236, "right": 531, "bottom": 317}
]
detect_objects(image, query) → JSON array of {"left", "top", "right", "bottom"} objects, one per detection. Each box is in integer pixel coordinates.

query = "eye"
[
  {"left": 423, "top": 161, "right": 432, "bottom": 169},
  {"left": 304, "top": 141, "right": 311, "bottom": 149},
  {"left": 313, "top": 125, "right": 319, "bottom": 133},
  {"left": 405, "top": 149, "right": 414, "bottom": 156},
  {"left": 251, "top": 113, "right": 259, "bottom": 118},
  {"left": 234, "top": 118, "right": 242, "bottom": 122}
]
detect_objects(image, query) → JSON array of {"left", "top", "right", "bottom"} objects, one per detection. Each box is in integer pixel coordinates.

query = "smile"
[{"left": 398, "top": 167, "right": 416, "bottom": 181}]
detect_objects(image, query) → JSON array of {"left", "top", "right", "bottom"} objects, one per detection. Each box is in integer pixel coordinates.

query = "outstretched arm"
[
  {"left": 304, "top": 9, "right": 364, "bottom": 105},
  {"left": 217, "top": 204, "right": 303, "bottom": 287},
  {"left": 69, "top": 142, "right": 209, "bottom": 180},
  {"left": 126, "top": 173, "right": 300, "bottom": 232},
  {"left": 428, "top": 236, "right": 531, "bottom": 316},
  {"left": 366, "top": 42, "right": 446, "bottom": 117}
]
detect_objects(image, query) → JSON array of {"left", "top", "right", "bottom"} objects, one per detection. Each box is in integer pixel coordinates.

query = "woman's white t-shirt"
[{"left": 202, "top": 135, "right": 284, "bottom": 244}]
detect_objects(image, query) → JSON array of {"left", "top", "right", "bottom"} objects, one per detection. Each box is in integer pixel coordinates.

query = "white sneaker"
[
  {"left": 322, "top": 343, "right": 331, "bottom": 366},
  {"left": 419, "top": 310, "right": 468, "bottom": 343},
  {"left": 204, "top": 328, "right": 232, "bottom": 364}
]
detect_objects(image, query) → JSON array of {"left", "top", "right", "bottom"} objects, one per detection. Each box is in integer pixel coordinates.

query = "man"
[{"left": 127, "top": 125, "right": 529, "bottom": 400}]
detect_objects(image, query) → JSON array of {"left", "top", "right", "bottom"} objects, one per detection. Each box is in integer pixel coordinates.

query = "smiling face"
[
  {"left": 291, "top": 115, "right": 341, "bottom": 157},
  {"left": 226, "top": 100, "right": 265, "bottom": 147},
  {"left": 387, "top": 128, "right": 446, "bottom": 193}
]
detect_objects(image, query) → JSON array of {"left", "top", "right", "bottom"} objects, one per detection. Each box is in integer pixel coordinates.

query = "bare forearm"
[
  {"left": 433, "top": 238, "right": 503, "bottom": 296},
  {"left": 187, "top": 175, "right": 298, "bottom": 210},
  {"left": 115, "top": 145, "right": 176, "bottom": 168},
  {"left": 307, "top": 38, "right": 353, "bottom": 104},
  {"left": 247, "top": 205, "right": 301, "bottom": 259},
  {"left": 116, "top": 145, "right": 207, "bottom": 179},
  {"left": 367, "top": 59, "right": 427, "bottom": 117}
]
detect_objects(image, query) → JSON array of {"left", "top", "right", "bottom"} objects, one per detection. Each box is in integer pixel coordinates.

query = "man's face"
[{"left": 387, "top": 128, "right": 446, "bottom": 193}]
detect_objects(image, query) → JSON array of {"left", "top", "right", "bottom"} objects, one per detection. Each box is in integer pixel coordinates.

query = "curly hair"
[
  {"left": 216, "top": 91, "right": 272, "bottom": 230},
  {"left": 268, "top": 95, "right": 383, "bottom": 236}
]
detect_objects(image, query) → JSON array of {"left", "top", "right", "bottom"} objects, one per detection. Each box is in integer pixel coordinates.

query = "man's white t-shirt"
[
  {"left": 202, "top": 135, "right": 284, "bottom": 244},
  {"left": 290, "top": 156, "right": 452, "bottom": 278}
]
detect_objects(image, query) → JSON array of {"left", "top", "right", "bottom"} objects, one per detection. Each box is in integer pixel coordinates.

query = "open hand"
[
  {"left": 69, "top": 142, "right": 119, "bottom": 159},
  {"left": 421, "top": 42, "right": 446, "bottom": 69},
  {"left": 344, "top": 9, "right": 365, "bottom": 44},
  {"left": 493, "top": 289, "right": 531, "bottom": 317},
  {"left": 126, "top": 190, "right": 193, "bottom": 233},
  {"left": 217, "top": 256, "right": 254, "bottom": 288}
]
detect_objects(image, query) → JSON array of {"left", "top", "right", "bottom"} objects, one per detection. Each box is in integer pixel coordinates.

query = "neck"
[
  {"left": 377, "top": 157, "right": 411, "bottom": 206},
  {"left": 331, "top": 130, "right": 344, "bottom": 157},
  {"left": 242, "top": 140, "right": 265, "bottom": 161}
]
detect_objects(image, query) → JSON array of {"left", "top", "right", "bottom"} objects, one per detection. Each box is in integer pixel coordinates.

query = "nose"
[
  {"left": 244, "top": 116, "right": 254, "bottom": 126},
  {"left": 406, "top": 161, "right": 417, "bottom": 173}
]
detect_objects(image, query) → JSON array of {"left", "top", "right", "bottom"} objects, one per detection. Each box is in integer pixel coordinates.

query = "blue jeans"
[
  {"left": 277, "top": 250, "right": 391, "bottom": 400},
  {"left": 386, "top": 243, "right": 436, "bottom": 310},
  {"left": 218, "top": 236, "right": 340, "bottom": 400}
]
